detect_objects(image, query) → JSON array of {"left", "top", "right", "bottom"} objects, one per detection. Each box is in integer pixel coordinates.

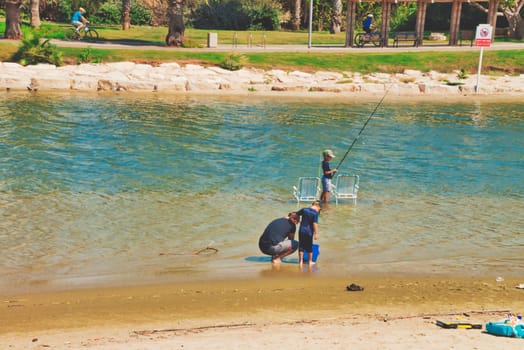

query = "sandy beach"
[{"left": 2, "top": 274, "right": 524, "bottom": 349}]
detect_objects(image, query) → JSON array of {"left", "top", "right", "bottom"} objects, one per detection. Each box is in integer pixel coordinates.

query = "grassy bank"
[{"left": 0, "top": 21, "right": 523, "bottom": 75}]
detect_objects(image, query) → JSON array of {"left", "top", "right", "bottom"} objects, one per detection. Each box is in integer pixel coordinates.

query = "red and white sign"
[{"left": 475, "top": 24, "right": 492, "bottom": 47}]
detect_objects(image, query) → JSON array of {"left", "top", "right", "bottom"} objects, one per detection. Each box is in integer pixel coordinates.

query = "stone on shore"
[{"left": 0, "top": 61, "right": 523, "bottom": 96}]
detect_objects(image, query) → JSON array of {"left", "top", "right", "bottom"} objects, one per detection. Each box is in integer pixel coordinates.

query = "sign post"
[
  {"left": 474, "top": 24, "right": 493, "bottom": 93},
  {"left": 308, "top": 0, "right": 313, "bottom": 48}
]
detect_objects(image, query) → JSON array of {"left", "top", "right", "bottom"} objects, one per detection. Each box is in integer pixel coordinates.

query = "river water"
[{"left": 0, "top": 93, "right": 522, "bottom": 293}]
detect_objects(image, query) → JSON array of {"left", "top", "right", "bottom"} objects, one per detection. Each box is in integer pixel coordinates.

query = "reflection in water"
[{"left": 0, "top": 93, "right": 522, "bottom": 292}]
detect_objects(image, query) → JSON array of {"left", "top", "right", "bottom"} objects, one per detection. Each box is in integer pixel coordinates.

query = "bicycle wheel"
[
  {"left": 85, "top": 28, "right": 98, "bottom": 42},
  {"left": 371, "top": 36, "right": 381, "bottom": 47},
  {"left": 64, "top": 28, "right": 80, "bottom": 41},
  {"left": 354, "top": 33, "right": 364, "bottom": 48},
  {"left": 85, "top": 28, "right": 99, "bottom": 42}
]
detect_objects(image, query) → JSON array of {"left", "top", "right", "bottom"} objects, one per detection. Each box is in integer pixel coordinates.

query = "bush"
[
  {"left": 12, "top": 32, "right": 63, "bottom": 66},
  {"left": 90, "top": 0, "right": 152, "bottom": 25},
  {"left": 91, "top": 1, "right": 121, "bottom": 25},
  {"left": 192, "top": 0, "right": 281, "bottom": 30},
  {"left": 39, "top": 0, "right": 73, "bottom": 22},
  {"left": 130, "top": 3, "right": 153, "bottom": 26},
  {"left": 77, "top": 46, "right": 101, "bottom": 64},
  {"left": 220, "top": 53, "right": 246, "bottom": 71}
]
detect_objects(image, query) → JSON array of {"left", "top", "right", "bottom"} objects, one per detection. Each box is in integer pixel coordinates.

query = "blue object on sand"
[
  {"left": 301, "top": 244, "right": 319, "bottom": 262},
  {"left": 486, "top": 321, "right": 524, "bottom": 338}
]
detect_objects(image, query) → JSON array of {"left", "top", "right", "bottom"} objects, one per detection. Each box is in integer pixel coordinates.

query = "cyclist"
[
  {"left": 362, "top": 14, "right": 374, "bottom": 34},
  {"left": 71, "top": 7, "right": 89, "bottom": 34}
]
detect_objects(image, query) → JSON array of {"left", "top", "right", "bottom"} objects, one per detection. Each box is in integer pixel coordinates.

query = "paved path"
[{"left": 50, "top": 39, "right": 524, "bottom": 53}]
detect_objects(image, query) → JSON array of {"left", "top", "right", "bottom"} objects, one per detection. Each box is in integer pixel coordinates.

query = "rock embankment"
[{"left": 1, "top": 61, "right": 523, "bottom": 96}]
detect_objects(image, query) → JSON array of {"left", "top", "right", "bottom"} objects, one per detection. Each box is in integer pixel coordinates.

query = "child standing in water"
[
  {"left": 297, "top": 200, "right": 321, "bottom": 267},
  {"left": 321, "top": 149, "right": 337, "bottom": 204}
]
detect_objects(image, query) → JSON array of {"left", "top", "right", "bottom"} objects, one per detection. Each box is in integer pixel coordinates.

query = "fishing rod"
[{"left": 334, "top": 86, "right": 391, "bottom": 171}]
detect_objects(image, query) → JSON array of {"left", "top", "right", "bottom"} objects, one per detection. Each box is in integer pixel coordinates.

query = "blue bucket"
[{"left": 302, "top": 244, "right": 319, "bottom": 262}]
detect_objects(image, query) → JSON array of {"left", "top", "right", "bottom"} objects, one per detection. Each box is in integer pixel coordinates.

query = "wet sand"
[{"left": 2, "top": 273, "right": 524, "bottom": 349}]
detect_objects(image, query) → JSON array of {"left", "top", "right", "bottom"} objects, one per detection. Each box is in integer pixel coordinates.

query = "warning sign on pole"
[
  {"left": 475, "top": 24, "right": 492, "bottom": 47},
  {"left": 474, "top": 24, "right": 492, "bottom": 93}
]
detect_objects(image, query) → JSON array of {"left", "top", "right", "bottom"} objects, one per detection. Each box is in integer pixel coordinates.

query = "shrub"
[
  {"left": 77, "top": 46, "right": 101, "bottom": 64},
  {"left": 192, "top": 0, "right": 281, "bottom": 30},
  {"left": 91, "top": 1, "right": 121, "bottom": 25},
  {"left": 90, "top": 1, "right": 152, "bottom": 25},
  {"left": 130, "top": 3, "right": 153, "bottom": 26},
  {"left": 12, "top": 32, "right": 63, "bottom": 66},
  {"left": 220, "top": 53, "right": 246, "bottom": 71},
  {"left": 457, "top": 69, "right": 469, "bottom": 80}
]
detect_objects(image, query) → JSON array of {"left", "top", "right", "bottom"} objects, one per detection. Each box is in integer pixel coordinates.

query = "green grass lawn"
[{"left": 1, "top": 21, "right": 523, "bottom": 75}]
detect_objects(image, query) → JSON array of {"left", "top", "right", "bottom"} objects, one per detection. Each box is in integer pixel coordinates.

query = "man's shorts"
[
  {"left": 265, "top": 240, "right": 298, "bottom": 256},
  {"left": 322, "top": 176, "right": 332, "bottom": 192}
]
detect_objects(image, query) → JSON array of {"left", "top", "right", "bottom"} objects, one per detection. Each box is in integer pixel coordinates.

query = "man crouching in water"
[{"left": 259, "top": 212, "right": 299, "bottom": 264}]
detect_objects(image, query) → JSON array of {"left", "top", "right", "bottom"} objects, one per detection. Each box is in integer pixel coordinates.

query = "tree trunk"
[
  {"left": 30, "top": 0, "right": 41, "bottom": 27},
  {"left": 330, "top": 0, "right": 342, "bottom": 34},
  {"left": 5, "top": 0, "right": 23, "bottom": 39},
  {"left": 505, "top": 12, "right": 524, "bottom": 39},
  {"left": 166, "top": 0, "right": 185, "bottom": 46},
  {"left": 471, "top": 0, "right": 523, "bottom": 39},
  {"left": 503, "top": 1, "right": 524, "bottom": 39},
  {"left": 291, "top": 0, "right": 301, "bottom": 30},
  {"left": 122, "top": 0, "right": 131, "bottom": 30}
]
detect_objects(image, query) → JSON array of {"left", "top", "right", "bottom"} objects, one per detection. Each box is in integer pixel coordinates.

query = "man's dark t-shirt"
[{"left": 258, "top": 217, "right": 296, "bottom": 252}]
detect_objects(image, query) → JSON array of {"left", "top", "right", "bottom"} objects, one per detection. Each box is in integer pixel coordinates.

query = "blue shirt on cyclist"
[
  {"left": 71, "top": 7, "right": 89, "bottom": 32},
  {"left": 363, "top": 14, "right": 373, "bottom": 33}
]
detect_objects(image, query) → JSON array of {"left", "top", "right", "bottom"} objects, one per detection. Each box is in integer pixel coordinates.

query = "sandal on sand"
[{"left": 346, "top": 283, "right": 364, "bottom": 291}]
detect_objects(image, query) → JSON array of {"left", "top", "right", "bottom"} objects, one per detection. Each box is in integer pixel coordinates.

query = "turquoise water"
[{"left": 0, "top": 93, "right": 522, "bottom": 293}]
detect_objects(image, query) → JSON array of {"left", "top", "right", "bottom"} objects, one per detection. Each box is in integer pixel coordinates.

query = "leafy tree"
[
  {"left": 390, "top": 3, "right": 417, "bottom": 31},
  {"left": 470, "top": 0, "right": 523, "bottom": 38}
]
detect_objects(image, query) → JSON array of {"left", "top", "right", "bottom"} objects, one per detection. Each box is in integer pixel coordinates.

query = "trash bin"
[{"left": 207, "top": 32, "right": 218, "bottom": 48}]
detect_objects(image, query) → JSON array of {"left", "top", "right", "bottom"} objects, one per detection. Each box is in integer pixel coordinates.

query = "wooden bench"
[
  {"left": 494, "top": 27, "right": 509, "bottom": 40},
  {"left": 459, "top": 30, "right": 474, "bottom": 46},
  {"left": 392, "top": 32, "right": 419, "bottom": 47}
]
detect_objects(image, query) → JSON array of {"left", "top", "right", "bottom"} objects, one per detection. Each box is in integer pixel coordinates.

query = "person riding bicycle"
[
  {"left": 362, "top": 14, "right": 374, "bottom": 34},
  {"left": 71, "top": 7, "right": 89, "bottom": 33}
]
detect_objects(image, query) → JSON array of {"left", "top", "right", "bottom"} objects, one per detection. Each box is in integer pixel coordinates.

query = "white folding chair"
[
  {"left": 293, "top": 177, "right": 320, "bottom": 205},
  {"left": 332, "top": 174, "right": 359, "bottom": 204}
]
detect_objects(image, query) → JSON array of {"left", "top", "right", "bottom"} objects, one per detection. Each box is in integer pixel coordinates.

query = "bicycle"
[
  {"left": 65, "top": 24, "right": 99, "bottom": 42},
  {"left": 354, "top": 31, "right": 382, "bottom": 48}
]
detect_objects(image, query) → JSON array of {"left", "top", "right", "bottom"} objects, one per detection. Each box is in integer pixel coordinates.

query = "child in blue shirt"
[{"left": 297, "top": 201, "right": 321, "bottom": 267}]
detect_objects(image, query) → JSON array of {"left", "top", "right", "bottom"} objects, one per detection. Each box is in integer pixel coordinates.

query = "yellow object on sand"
[{"left": 436, "top": 320, "right": 482, "bottom": 329}]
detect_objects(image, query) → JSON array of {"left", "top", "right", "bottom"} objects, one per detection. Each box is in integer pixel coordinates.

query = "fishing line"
[{"left": 335, "top": 85, "right": 392, "bottom": 171}]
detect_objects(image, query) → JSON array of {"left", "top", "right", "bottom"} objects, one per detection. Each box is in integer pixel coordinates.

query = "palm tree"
[
  {"left": 330, "top": 0, "right": 342, "bottom": 33},
  {"left": 292, "top": 0, "right": 301, "bottom": 30},
  {"left": 122, "top": 0, "right": 131, "bottom": 30},
  {"left": 30, "top": 0, "right": 41, "bottom": 27},
  {"left": 5, "top": 0, "right": 23, "bottom": 39},
  {"left": 166, "top": 0, "right": 185, "bottom": 46}
]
